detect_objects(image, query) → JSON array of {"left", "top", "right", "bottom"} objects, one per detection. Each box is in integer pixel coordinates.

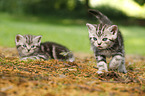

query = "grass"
[
  {"left": 120, "top": 26, "right": 145, "bottom": 55},
  {"left": 0, "top": 47, "right": 145, "bottom": 96},
  {"left": 0, "top": 12, "right": 145, "bottom": 55}
]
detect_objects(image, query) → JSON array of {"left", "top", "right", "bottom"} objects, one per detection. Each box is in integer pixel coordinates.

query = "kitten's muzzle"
[{"left": 97, "top": 45, "right": 103, "bottom": 49}]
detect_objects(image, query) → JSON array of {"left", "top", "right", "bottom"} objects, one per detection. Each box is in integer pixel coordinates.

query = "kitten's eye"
[
  {"left": 23, "top": 45, "right": 26, "bottom": 47},
  {"left": 102, "top": 38, "right": 108, "bottom": 41},
  {"left": 93, "top": 37, "right": 97, "bottom": 41},
  {"left": 31, "top": 45, "right": 35, "bottom": 48},
  {"left": 89, "top": 37, "right": 92, "bottom": 40}
]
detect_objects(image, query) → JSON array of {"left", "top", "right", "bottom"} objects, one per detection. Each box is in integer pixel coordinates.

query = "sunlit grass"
[
  {"left": 0, "top": 13, "right": 145, "bottom": 55},
  {"left": 90, "top": 0, "right": 145, "bottom": 19}
]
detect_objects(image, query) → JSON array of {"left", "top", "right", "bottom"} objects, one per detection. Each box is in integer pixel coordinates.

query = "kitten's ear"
[
  {"left": 86, "top": 23, "right": 96, "bottom": 32},
  {"left": 109, "top": 25, "right": 118, "bottom": 40},
  {"left": 33, "top": 35, "right": 42, "bottom": 45},
  {"left": 15, "top": 34, "right": 24, "bottom": 45},
  {"left": 110, "top": 25, "right": 118, "bottom": 35}
]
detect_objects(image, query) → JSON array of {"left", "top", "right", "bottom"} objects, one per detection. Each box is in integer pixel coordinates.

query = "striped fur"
[
  {"left": 86, "top": 9, "right": 127, "bottom": 74},
  {"left": 15, "top": 34, "right": 74, "bottom": 62}
]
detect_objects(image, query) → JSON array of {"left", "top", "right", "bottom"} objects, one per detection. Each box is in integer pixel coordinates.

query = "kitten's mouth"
[{"left": 97, "top": 46, "right": 103, "bottom": 49}]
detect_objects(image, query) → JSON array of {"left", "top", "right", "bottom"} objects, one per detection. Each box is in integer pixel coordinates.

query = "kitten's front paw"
[
  {"left": 20, "top": 56, "right": 37, "bottom": 60},
  {"left": 97, "top": 70, "right": 104, "bottom": 74},
  {"left": 97, "top": 61, "right": 108, "bottom": 72},
  {"left": 20, "top": 57, "right": 28, "bottom": 60}
]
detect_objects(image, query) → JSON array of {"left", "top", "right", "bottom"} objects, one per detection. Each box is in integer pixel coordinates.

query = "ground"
[{"left": 0, "top": 47, "right": 145, "bottom": 96}]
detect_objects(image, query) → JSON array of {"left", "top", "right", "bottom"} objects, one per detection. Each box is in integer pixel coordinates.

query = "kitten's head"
[
  {"left": 15, "top": 34, "right": 42, "bottom": 56},
  {"left": 86, "top": 23, "right": 118, "bottom": 49}
]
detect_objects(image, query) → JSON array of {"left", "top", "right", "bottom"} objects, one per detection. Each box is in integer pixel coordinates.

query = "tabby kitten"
[
  {"left": 15, "top": 34, "right": 74, "bottom": 62},
  {"left": 86, "top": 9, "right": 127, "bottom": 74}
]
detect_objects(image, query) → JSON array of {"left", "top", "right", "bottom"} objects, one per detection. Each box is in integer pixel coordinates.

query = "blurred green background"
[{"left": 0, "top": 0, "right": 145, "bottom": 55}]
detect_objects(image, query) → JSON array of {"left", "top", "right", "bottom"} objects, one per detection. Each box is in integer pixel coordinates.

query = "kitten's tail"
[{"left": 88, "top": 9, "right": 112, "bottom": 25}]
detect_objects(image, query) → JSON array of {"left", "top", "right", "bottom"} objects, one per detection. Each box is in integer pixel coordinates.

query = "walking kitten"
[
  {"left": 86, "top": 9, "right": 127, "bottom": 74},
  {"left": 15, "top": 34, "right": 74, "bottom": 62}
]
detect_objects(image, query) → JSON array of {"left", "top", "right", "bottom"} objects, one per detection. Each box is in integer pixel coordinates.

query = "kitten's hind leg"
[
  {"left": 96, "top": 55, "right": 108, "bottom": 74},
  {"left": 109, "top": 55, "right": 127, "bottom": 73}
]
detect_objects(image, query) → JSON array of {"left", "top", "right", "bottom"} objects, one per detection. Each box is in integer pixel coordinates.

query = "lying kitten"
[
  {"left": 15, "top": 34, "right": 74, "bottom": 62},
  {"left": 86, "top": 9, "right": 127, "bottom": 74}
]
